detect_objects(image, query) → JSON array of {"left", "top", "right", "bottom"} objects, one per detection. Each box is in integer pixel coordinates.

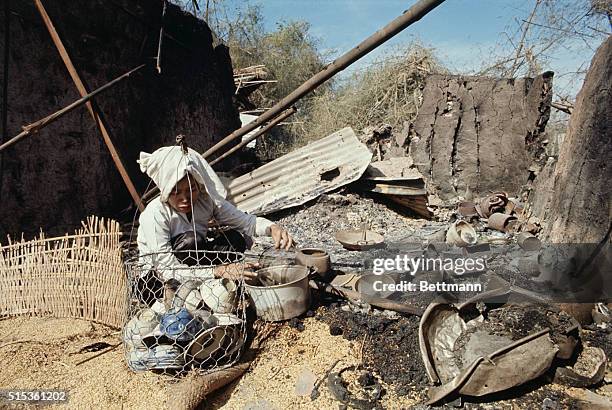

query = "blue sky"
[{"left": 215, "top": 0, "right": 608, "bottom": 97}]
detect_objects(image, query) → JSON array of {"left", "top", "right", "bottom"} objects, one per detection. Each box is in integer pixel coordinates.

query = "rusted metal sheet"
[
  {"left": 357, "top": 157, "right": 431, "bottom": 218},
  {"left": 388, "top": 194, "right": 431, "bottom": 218},
  {"left": 226, "top": 127, "right": 372, "bottom": 215}
]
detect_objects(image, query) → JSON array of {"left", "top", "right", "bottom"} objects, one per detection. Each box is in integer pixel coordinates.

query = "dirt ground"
[
  {"left": 1, "top": 194, "right": 610, "bottom": 409},
  {"left": 0, "top": 316, "right": 422, "bottom": 410},
  {"left": 0, "top": 317, "right": 169, "bottom": 409},
  {"left": 1, "top": 313, "right": 611, "bottom": 409},
  {"left": 208, "top": 318, "right": 422, "bottom": 409}
]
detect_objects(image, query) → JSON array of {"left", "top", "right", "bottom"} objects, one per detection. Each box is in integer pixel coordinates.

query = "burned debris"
[{"left": 0, "top": 0, "right": 610, "bottom": 409}]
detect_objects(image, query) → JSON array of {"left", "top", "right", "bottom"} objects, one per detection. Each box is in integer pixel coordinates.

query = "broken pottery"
[
  {"left": 517, "top": 232, "right": 542, "bottom": 251},
  {"left": 185, "top": 313, "right": 244, "bottom": 363},
  {"left": 446, "top": 221, "right": 478, "bottom": 247},
  {"left": 295, "top": 248, "right": 331, "bottom": 281},
  {"left": 487, "top": 212, "right": 518, "bottom": 232},
  {"left": 554, "top": 346, "right": 607, "bottom": 387},
  {"left": 592, "top": 303, "right": 611, "bottom": 327},
  {"left": 200, "top": 278, "right": 238, "bottom": 314},
  {"left": 335, "top": 229, "right": 385, "bottom": 251},
  {"left": 295, "top": 367, "right": 318, "bottom": 396},
  {"left": 419, "top": 288, "right": 580, "bottom": 404},
  {"left": 457, "top": 201, "right": 479, "bottom": 217},
  {"left": 476, "top": 192, "right": 509, "bottom": 218}
]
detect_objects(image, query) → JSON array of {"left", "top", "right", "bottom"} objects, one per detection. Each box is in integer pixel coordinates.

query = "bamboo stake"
[
  {"left": 156, "top": 0, "right": 167, "bottom": 74},
  {"left": 0, "top": 64, "right": 145, "bottom": 152},
  {"left": 33, "top": 0, "right": 145, "bottom": 211}
]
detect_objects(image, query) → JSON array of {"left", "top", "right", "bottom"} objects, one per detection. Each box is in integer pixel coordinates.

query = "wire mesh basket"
[{"left": 123, "top": 250, "right": 248, "bottom": 375}]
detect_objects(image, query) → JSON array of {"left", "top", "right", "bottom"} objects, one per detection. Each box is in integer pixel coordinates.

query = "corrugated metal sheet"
[{"left": 226, "top": 127, "right": 372, "bottom": 215}]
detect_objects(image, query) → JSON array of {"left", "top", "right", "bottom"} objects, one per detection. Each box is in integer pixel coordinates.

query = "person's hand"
[
  {"left": 214, "top": 261, "right": 260, "bottom": 281},
  {"left": 269, "top": 224, "right": 294, "bottom": 250}
]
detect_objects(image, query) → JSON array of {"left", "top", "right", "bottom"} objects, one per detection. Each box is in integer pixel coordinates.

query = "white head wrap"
[{"left": 138, "top": 146, "right": 227, "bottom": 204}]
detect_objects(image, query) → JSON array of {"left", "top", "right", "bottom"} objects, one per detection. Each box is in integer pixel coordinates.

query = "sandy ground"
[
  {"left": 0, "top": 316, "right": 169, "bottom": 409},
  {"left": 0, "top": 316, "right": 422, "bottom": 410},
  {"left": 209, "top": 318, "right": 422, "bottom": 409},
  {"left": 1, "top": 315, "right": 611, "bottom": 410}
]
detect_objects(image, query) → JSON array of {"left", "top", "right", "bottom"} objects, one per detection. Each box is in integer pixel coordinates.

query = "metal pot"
[
  {"left": 487, "top": 213, "right": 517, "bottom": 232},
  {"left": 295, "top": 248, "right": 331, "bottom": 281},
  {"left": 245, "top": 265, "right": 311, "bottom": 322},
  {"left": 516, "top": 232, "right": 541, "bottom": 251}
]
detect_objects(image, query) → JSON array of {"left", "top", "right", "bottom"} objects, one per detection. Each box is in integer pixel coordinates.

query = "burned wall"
[
  {"left": 409, "top": 73, "right": 552, "bottom": 201},
  {"left": 0, "top": 0, "right": 240, "bottom": 238},
  {"left": 534, "top": 37, "right": 611, "bottom": 243}
]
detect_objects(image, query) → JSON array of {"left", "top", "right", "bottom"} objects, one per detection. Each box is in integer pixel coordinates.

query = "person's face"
[{"left": 168, "top": 176, "right": 200, "bottom": 214}]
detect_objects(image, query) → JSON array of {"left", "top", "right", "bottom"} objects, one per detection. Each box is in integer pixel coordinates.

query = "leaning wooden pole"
[
  {"left": 33, "top": 0, "right": 145, "bottom": 211},
  {"left": 209, "top": 106, "right": 297, "bottom": 166},
  {"left": 156, "top": 0, "right": 167, "bottom": 74},
  {"left": 0, "top": 64, "right": 146, "bottom": 152},
  {"left": 140, "top": 107, "right": 297, "bottom": 203},
  {"left": 202, "top": 0, "right": 446, "bottom": 159}
]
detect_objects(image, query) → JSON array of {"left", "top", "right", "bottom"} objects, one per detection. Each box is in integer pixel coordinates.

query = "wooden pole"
[
  {"left": 0, "top": 65, "right": 146, "bottom": 151},
  {"left": 156, "top": 0, "right": 167, "bottom": 74},
  {"left": 202, "top": 0, "right": 446, "bottom": 159},
  {"left": 140, "top": 107, "right": 297, "bottom": 203},
  {"left": 209, "top": 106, "right": 297, "bottom": 166},
  {"left": 33, "top": 0, "right": 145, "bottom": 211},
  {"left": 0, "top": 0, "right": 10, "bottom": 202}
]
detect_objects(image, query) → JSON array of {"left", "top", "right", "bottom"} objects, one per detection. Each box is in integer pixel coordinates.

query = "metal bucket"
[{"left": 245, "top": 265, "right": 311, "bottom": 322}]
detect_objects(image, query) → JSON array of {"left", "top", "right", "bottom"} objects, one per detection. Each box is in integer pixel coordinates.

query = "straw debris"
[{"left": 294, "top": 44, "right": 446, "bottom": 145}]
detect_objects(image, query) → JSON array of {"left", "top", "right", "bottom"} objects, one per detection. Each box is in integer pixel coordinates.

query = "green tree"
[
  {"left": 219, "top": 5, "right": 328, "bottom": 109},
  {"left": 208, "top": 3, "right": 331, "bottom": 157}
]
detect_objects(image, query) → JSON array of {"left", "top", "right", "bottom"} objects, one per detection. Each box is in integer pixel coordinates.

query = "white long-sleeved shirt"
[{"left": 137, "top": 195, "right": 273, "bottom": 282}]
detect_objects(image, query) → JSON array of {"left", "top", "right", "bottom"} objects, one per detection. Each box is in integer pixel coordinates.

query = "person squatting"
[{"left": 135, "top": 145, "right": 294, "bottom": 305}]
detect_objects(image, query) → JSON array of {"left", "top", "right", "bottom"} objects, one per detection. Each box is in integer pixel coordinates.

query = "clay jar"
[
  {"left": 446, "top": 221, "right": 478, "bottom": 247},
  {"left": 295, "top": 248, "right": 331, "bottom": 281}
]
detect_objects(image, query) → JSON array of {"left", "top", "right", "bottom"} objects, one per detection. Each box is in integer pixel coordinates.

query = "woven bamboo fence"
[{"left": 0, "top": 216, "right": 127, "bottom": 328}]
